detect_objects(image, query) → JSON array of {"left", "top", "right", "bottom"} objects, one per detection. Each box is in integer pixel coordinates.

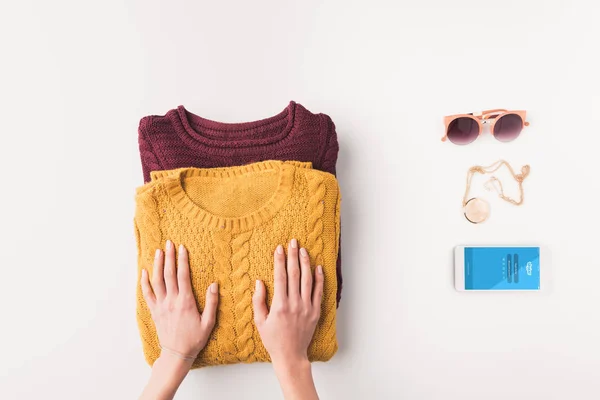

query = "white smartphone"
[{"left": 455, "top": 245, "right": 545, "bottom": 291}]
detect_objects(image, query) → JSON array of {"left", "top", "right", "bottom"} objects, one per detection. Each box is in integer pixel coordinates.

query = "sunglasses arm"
[
  {"left": 475, "top": 109, "right": 509, "bottom": 120},
  {"left": 478, "top": 109, "right": 530, "bottom": 126}
]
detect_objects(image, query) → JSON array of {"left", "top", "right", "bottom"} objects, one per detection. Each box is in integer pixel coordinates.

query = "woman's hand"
[
  {"left": 253, "top": 238, "right": 323, "bottom": 400},
  {"left": 141, "top": 240, "right": 218, "bottom": 358},
  {"left": 139, "top": 240, "right": 218, "bottom": 400}
]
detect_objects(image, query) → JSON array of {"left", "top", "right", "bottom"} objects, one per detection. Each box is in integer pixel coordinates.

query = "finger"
[
  {"left": 286, "top": 239, "right": 301, "bottom": 301},
  {"left": 312, "top": 265, "right": 325, "bottom": 316},
  {"left": 252, "top": 280, "right": 268, "bottom": 325},
  {"left": 201, "top": 282, "right": 219, "bottom": 331},
  {"left": 299, "top": 248, "right": 313, "bottom": 305},
  {"left": 273, "top": 244, "right": 287, "bottom": 300},
  {"left": 140, "top": 269, "right": 156, "bottom": 308},
  {"left": 152, "top": 248, "right": 166, "bottom": 299},
  {"left": 177, "top": 244, "right": 193, "bottom": 296},
  {"left": 164, "top": 240, "right": 178, "bottom": 296}
]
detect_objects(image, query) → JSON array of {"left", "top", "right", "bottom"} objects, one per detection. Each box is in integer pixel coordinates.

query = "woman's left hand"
[
  {"left": 139, "top": 240, "right": 219, "bottom": 400},
  {"left": 141, "top": 240, "right": 219, "bottom": 361}
]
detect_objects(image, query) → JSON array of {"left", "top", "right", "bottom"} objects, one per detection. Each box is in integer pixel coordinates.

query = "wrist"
[
  {"left": 272, "top": 356, "right": 311, "bottom": 378},
  {"left": 156, "top": 352, "right": 194, "bottom": 373},
  {"left": 148, "top": 353, "right": 193, "bottom": 396},
  {"left": 273, "top": 358, "right": 318, "bottom": 400}
]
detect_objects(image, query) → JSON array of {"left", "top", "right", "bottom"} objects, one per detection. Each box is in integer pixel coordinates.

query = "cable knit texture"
[
  {"left": 134, "top": 161, "right": 340, "bottom": 368},
  {"left": 138, "top": 102, "right": 343, "bottom": 304}
]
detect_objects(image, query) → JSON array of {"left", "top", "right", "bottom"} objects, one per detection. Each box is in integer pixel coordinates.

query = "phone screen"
[{"left": 464, "top": 247, "right": 540, "bottom": 290}]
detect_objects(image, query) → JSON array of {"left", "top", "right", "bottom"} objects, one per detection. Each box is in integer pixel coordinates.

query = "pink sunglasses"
[{"left": 442, "top": 109, "right": 530, "bottom": 145}]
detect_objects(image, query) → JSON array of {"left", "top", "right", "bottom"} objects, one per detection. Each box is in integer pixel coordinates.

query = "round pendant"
[{"left": 464, "top": 197, "right": 490, "bottom": 224}]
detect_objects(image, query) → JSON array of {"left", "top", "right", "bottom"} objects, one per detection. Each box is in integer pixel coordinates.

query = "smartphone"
[{"left": 454, "top": 246, "right": 542, "bottom": 291}]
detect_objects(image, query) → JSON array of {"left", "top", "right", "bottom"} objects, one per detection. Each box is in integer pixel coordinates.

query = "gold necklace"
[{"left": 463, "top": 160, "right": 530, "bottom": 224}]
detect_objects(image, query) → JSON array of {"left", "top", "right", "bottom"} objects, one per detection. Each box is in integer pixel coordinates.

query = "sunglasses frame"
[{"left": 442, "top": 109, "right": 529, "bottom": 143}]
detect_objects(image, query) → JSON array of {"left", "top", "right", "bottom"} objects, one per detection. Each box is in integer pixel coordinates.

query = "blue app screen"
[{"left": 464, "top": 247, "right": 540, "bottom": 290}]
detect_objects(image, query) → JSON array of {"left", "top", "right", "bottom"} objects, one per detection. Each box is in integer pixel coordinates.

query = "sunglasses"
[{"left": 442, "top": 109, "right": 529, "bottom": 145}]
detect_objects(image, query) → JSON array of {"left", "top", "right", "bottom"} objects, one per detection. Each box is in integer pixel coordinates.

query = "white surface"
[{"left": 1, "top": 1, "right": 599, "bottom": 399}]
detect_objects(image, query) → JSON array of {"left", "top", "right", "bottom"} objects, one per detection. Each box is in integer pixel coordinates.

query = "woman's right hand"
[{"left": 253, "top": 238, "right": 323, "bottom": 400}]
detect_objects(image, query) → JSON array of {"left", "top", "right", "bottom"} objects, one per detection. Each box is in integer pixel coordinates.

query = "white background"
[{"left": 1, "top": 1, "right": 599, "bottom": 399}]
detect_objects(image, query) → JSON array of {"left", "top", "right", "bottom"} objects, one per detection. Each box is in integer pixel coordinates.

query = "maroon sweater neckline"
[{"left": 171, "top": 101, "right": 297, "bottom": 149}]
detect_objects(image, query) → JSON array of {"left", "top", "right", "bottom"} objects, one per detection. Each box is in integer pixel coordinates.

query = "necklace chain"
[{"left": 463, "top": 160, "right": 530, "bottom": 207}]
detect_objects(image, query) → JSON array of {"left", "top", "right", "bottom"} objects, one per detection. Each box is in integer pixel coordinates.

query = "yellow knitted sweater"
[{"left": 134, "top": 160, "right": 340, "bottom": 368}]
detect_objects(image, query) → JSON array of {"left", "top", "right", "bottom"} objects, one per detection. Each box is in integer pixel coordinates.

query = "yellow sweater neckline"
[{"left": 161, "top": 160, "right": 296, "bottom": 233}]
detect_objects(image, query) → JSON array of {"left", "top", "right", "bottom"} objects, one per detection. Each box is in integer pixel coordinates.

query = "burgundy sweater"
[{"left": 138, "top": 101, "right": 342, "bottom": 304}]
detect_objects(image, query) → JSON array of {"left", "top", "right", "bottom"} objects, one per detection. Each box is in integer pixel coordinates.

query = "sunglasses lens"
[
  {"left": 447, "top": 117, "right": 479, "bottom": 145},
  {"left": 493, "top": 114, "right": 523, "bottom": 142}
]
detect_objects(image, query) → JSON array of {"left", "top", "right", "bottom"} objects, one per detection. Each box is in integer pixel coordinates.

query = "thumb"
[{"left": 252, "top": 280, "right": 268, "bottom": 325}]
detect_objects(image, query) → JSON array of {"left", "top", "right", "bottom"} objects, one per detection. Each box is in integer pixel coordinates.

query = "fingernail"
[
  {"left": 210, "top": 282, "right": 218, "bottom": 294},
  {"left": 291, "top": 238, "right": 298, "bottom": 248},
  {"left": 276, "top": 245, "right": 284, "bottom": 254},
  {"left": 300, "top": 248, "right": 308, "bottom": 257},
  {"left": 317, "top": 265, "right": 323, "bottom": 274},
  {"left": 155, "top": 249, "right": 161, "bottom": 259},
  {"left": 141, "top": 269, "right": 147, "bottom": 278},
  {"left": 179, "top": 244, "right": 185, "bottom": 253},
  {"left": 166, "top": 240, "right": 172, "bottom": 250},
  {"left": 255, "top": 280, "right": 260, "bottom": 290}
]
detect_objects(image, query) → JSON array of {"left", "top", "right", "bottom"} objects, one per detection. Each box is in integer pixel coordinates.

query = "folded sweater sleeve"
[{"left": 138, "top": 116, "right": 163, "bottom": 183}]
